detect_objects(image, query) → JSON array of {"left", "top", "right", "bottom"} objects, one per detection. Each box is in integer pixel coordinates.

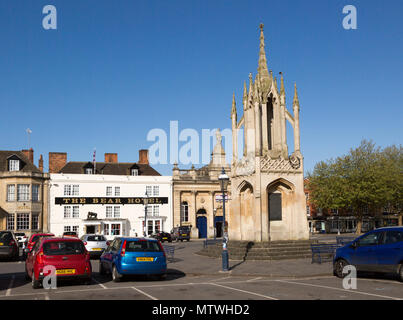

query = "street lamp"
[
  {"left": 213, "top": 208, "right": 217, "bottom": 241},
  {"left": 218, "top": 167, "right": 230, "bottom": 272},
  {"left": 143, "top": 191, "right": 149, "bottom": 237}
]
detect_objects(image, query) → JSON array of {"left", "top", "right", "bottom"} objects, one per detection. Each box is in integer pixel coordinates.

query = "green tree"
[{"left": 307, "top": 140, "right": 402, "bottom": 234}]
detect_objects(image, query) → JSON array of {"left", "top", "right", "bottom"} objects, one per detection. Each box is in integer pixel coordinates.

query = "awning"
[{"left": 82, "top": 220, "right": 102, "bottom": 226}]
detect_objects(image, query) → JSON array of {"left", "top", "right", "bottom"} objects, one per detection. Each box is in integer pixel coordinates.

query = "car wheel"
[
  {"left": 112, "top": 265, "right": 122, "bottom": 282},
  {"left": 32, "top": 271, "right": 40, "bottom": 289},
  {"left": 187, "top": 239, "right": 190, "bottom": 242},
  {"left": 334, "top": 259, "right": 349, "bottom": 278},
  {"left": 398, "top": 264, "right": 403, "bottom": 282},
  {"left": 82, "top": 277, "right": 91, "bottom": 285},
  {"left": 157, "top": 273, "right": 167, "bottom": 281}
]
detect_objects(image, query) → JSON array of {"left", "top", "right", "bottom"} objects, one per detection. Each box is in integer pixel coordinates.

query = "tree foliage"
[{"left": 307, "top": 140, "right": 402, "bottom": 224}]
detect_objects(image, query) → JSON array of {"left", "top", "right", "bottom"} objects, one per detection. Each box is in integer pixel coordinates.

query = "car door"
[
  {"left": 101, "top": 240, "right": 116, "bottom": 272},
  {"left": 375, "top": 230, "right": 403, "bottom": 273},
  {"left": 350, "top": 230, "right": 382, "bottom": 272},
  {"left": 111, "top": 239, "right": 122, "bottom": 265},
  {"left": 25, "top": 240, "right": 40, "bottom": 276}
]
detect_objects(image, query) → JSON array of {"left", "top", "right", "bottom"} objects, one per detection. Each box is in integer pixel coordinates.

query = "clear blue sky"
[{"left": 1, "top": 0, "right": 402, "bottom": 175}]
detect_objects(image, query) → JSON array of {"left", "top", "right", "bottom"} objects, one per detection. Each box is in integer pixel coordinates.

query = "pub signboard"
[{"left": 55, "top": 197, "right": 168, "bottom": 205}]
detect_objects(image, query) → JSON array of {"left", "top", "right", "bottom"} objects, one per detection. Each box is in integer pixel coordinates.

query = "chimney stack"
[
  {"left": 104, "top": 153, "right": 118, "bottom": 163},
  {"left": 138, "top": 149, "right": 149, "bottom": 165},
  {"left": 22, "top": 148, "right": 34, "bottom": 163},
  {"left": 49, "top": 152, "right": 67, "bottom": 173},
  {"left": 38, "top": 155, "right": 44, "bottom": 172}
]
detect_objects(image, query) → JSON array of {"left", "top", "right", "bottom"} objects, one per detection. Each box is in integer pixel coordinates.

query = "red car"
[
  {"left": 24, "top": 233, "right": 55, "bottom": 256},
  {"left": 25, "top": 237, "right": 92, "bottom": 289}
]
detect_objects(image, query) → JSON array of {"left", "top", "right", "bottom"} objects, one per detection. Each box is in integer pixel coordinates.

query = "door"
[
  {"left": 375, "top": 230, "right": 403, "bottom": 272},
  {"left": 196, "top": 216, "right": 207, "bottom": 239},
  {"left": 86, "top": 226, "right": 96, "bottom": 234},
  {"left": 214, "top": 216, "right": 223, "bottom": 238},
  {"left": 350, "top": 231, "right": 382, "bottom": 271}
]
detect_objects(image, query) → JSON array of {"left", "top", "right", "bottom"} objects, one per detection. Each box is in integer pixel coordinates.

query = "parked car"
[
  {"left": 151, "top": 232, "right": 172, "bottom": 243},
  {"left": 15, "top": 232, "right": 28, "bottom": 247},
  {"left": 333, "top": 227, "right": 403, "bottom": 281},
  {"left": 0, "top": 231, "right": 19, "bottom": 261},
  {"left": 171, "top": 226, "right": 191, "bottom": 242},
  {"left": 25, "top": 237, "right": 92, "bottom": 289},
  {"left": 63, "top": 231, "right": 78, "bottom": 238},
  {"left": 80, "top": 234, "right": 109, "bottom": 258},
  {"left": 24, "top": 233, "right": 55, "bottom": 257},
  {"left": 99, "top": 237, "right": 167, "bottom": 282}
]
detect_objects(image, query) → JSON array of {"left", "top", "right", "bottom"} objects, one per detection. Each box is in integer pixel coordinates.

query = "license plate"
[
  {"left": 56, "top": 269, "right": 76, "bottom": 275},
  {"left": 92, "top": 248, "right": 102, "bottom": 251},
  {"left": 162, "top": 237, "right": 168, "bottom": 240},
  {"left": 136, "top": 257, "right": 154, "bottom": 262},
  {"left": 182, "top": 234, "right": 187, "bottom": 236},
  {"left": 0, "top": 243, "right": 3, "bottom": 246}
]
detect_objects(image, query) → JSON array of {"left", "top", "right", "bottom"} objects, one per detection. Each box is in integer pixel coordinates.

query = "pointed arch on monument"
[
  {"left": 266, "top": 178, "right": 294, "bottom": 193},
  {"left": 236, "top": 180, "right": 254, "bottom": 195}
]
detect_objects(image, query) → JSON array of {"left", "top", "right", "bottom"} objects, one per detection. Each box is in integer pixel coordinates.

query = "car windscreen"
[
  {"left": 87, "top": 235, "right": 106, "bottom": 242},
  {"left": 15, "top": 233, "right": 25, "bottom": 237},
  {"left": 179, "top": 227, "right": 190, "bottom": 232},
  {"left": 32, "top": 235, "right": 50, "bottom": 243},
  {"left": 0, "top": 232, "right": 13, "bottom": 242},
  {"left": 43, "top": 241, "right": 85, "bottom": 255},
  {"left": 64, "top": 232, "right": 77, "bottom": 235},
  {"left": 125, "top": 241, "right": 162, "bottom": 252}
]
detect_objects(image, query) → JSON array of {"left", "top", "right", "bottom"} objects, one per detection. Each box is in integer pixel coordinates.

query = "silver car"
[{"left": 80, "top": 234, "right": 109, "bottom": 258}]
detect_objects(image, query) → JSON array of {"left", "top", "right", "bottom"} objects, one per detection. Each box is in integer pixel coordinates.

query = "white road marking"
[
  {"left": 93, "top": 278, "right": 107, "bottom": 289},
  {"left": 209, "top": 276, "right": 231, "bottom": 282},
  {"left": 209, "top": 282, "right": 278, "bottom": 300},
  {"left": 247, "top": 277, "right": 262, "bottom": 282},
  {"left": 44, "top": 292, "right": 50, "bottom": 300},
  {"left": 131, "top": 286, "right": 158, "bottom": 300},
  {"left": 276, "top": 279, "right": 403, "bottom": 300},
  {"left": 6, "top": 275, "right": 15, "bottom": 296}
]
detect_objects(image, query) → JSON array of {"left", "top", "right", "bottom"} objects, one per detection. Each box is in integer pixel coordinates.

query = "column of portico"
[
  {"left": 190, "top": 191, "right": 198, "bottom": 238},
  {"left": 208, "top": 191, "right": 215, "bottom": 238},
  {"left": 173, "top": 190, "right": 181, "bottom": 228}
]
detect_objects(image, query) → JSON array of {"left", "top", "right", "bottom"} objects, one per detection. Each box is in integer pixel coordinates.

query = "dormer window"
[
  {"left": 9, "top": 159, "right": 20, "bottom": 171},
  {"left": 85, "top": 168, "right": 93, "bottom": 174},
  {"left": 131, "top": 169, "right": 138, "bottom": 176}
]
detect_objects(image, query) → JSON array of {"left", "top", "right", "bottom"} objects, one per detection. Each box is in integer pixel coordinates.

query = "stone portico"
[{"left": 172, "top": 130, "right": 231, "bottom": 239}]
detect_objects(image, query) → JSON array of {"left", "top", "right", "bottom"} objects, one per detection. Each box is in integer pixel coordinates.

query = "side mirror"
[{"left": 350, "top": 242, "right": 358, "bottom": 249}]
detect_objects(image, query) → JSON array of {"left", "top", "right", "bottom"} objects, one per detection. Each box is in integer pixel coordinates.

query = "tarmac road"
[{"left": 0, "top": 241, "right": 402, "bottom": 300}]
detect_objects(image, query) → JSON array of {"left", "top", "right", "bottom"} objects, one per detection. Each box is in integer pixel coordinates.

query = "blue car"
[
  {"left": 99, "top": 237, "right": 167, "bottom": 282},
  {"left": 333, "top": 227, "right": 403, "bottom": 281}
]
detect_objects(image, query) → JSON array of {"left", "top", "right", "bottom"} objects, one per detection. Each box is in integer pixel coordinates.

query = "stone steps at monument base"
[
  {"left": 197, "top": 241, "right": 315, "bottom": 261},
  {"left": 196, "top": 250, "right": 313, "bottom": 261},
  {"left": 208, "top": 241, "right": 317, "bottom": 249},
  {"left": 204, "top": 246, "right": 312, "bottom": 255}
]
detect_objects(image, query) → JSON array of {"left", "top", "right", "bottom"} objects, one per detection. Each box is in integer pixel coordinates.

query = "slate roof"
[
  {"left": 0, "top": 150, "right": 41, "bottom": 173},
  {"left": 59, "top": 162, "right": 161, "bottom": 176}
]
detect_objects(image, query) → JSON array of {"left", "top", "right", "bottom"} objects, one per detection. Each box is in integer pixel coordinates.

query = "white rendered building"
[{"left": 48, "top": 151, "right": 172, "bottom": 240}]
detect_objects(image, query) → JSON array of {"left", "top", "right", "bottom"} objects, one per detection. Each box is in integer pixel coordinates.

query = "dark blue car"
[
  {"left": 333, "top": 227, "right": 403, "bottom": 281},
  {"left": 99, "top": 237, "right": 167, "bottom": 282}
]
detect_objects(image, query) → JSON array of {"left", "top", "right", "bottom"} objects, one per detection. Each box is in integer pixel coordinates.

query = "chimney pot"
[
  {"left": 138, "top": 149, "right": 149, "bottom": 165},
  {"left": 22, "top": 148, "right": 34, "bottom": 163},
  {"left": 104, "top": 153, "right": 118, "bottom": 163},
  {"left": 49, "top": 152, "right": 67, "bottom": 173}
]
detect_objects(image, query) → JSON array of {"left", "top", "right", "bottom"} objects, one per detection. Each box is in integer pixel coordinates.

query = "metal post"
[
  {"left": 218, "top": 167, "right": 229, "bottom": 272},
  {"left": 213, "top": 208, "right": 216, "bottom": 241}
]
